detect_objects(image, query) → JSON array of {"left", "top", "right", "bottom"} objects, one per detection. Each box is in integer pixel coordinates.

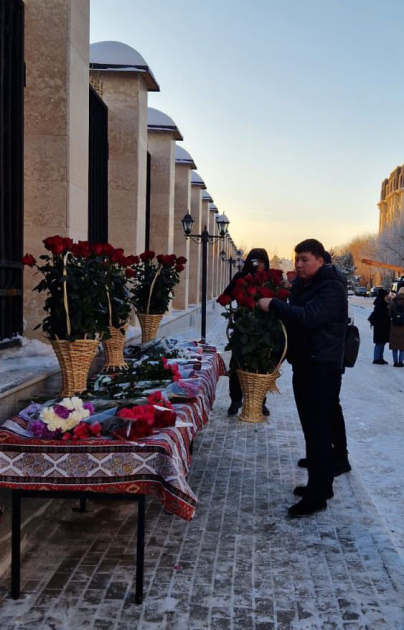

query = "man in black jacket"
[{"left": 258, "top": 239, "right": 348, "bottom": 517}]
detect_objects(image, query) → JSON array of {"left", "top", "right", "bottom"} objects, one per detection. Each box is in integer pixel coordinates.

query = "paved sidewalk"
[{"left": 0, "top": 317, "right": 404, "bottom": 629}]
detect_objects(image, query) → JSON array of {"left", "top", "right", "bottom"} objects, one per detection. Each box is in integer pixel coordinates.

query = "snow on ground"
[{"left": 341, "top": 296, "right": 404, "bottom": 559}]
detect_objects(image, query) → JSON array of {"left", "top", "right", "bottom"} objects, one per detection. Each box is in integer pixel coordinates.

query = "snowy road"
[{"left": 340, "top": 297, "right": 404, "bottom": 559}]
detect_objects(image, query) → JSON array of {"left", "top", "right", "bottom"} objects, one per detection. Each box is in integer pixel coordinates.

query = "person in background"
[
  {"left": 257, "top": 239, "right": 348, "bottom": 517},
  {"left": 388, "top": 287, "right": 404, "bottom": 367},
  {"left": 222, "top": 248, "right": 271, "bottom": 417},
  {"left": 368, "top": 288, "right": 390, "bottom": 365}
]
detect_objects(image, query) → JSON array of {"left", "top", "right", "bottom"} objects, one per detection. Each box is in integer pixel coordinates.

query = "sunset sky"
[{"left": 90, "top": 0, "right": 404, "bottom": 257}]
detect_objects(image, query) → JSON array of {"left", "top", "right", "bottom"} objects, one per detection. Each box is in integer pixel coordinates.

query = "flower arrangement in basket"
[
  {"left": 92, "top": 244, "right": 137, "bottom": 372},
  {"left": 217, "top": 269, "right": 289, "bottom": 423},
  {"left": 128, "top": 251, "right": 187, "bottom": 343},
  {"left": 22, "top": 237, "right": 134, "bottom": 392}
]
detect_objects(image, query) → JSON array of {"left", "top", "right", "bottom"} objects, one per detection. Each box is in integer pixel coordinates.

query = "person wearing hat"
[
  {"left": 368, "top": 288, "right": 390, "bottom": 365},
  {"left": 222, "top": 248, "right": 271, "bottom": 417}
]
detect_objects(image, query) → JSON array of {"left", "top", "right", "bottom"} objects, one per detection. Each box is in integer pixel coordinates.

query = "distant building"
[{"left": 378, "top": 165, "right": 404, "bottom": 231}]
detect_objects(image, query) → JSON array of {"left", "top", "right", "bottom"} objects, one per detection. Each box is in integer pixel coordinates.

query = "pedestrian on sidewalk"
[
  {"left": 221, "top": 248, "right": 271, "bottom": 417},
  {"left": 388, "top": 287, "right": 404, "bottom": 367},
  {"left": 295, "top": 249, "right": 352, "bottom": 478},
  {"left": 257, "top": 239, "right": 348, "bottom": 517},
  {"left": 368, "top": 288, "right": 390, "bottom": 365}
]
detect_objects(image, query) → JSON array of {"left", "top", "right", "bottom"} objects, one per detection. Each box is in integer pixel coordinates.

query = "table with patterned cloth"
[{"left": 0, "top": 352, "right": 226, "bottom": 521}]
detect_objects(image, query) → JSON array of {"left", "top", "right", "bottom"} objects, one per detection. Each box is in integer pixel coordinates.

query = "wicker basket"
[
  {"left": 102, "top": 324, "right": 129, "bottom": 373},
  {"left": 51, "top": 339, "right": 99, "bottom": 397},
  {"left": 137, "top": 313, "right": 163, "bottom": 343},
  {"left": 237, "top": 369, "right": 282, "bottom": 424}
]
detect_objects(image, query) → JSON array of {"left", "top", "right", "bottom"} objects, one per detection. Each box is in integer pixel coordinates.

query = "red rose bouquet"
[
  {"left": 128, "top": 251, "right": 187, "bottom": 315},
  {"left": 218, "top": 269, "right": 288, "bottom": 374},
  {"left": 22, "top": 237, "right": 133, "bottom": 340}
]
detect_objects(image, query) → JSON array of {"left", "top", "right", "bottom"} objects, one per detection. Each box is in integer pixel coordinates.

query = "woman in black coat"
[
  {"left": 368, "top": 288, "right": 390, "bottom": 364},
  {"left": 222, "top": 248, "right": 270, "bottom": 416}
]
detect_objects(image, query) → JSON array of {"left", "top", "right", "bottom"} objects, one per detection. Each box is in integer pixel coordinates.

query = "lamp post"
[
  {"left": 182, "top": 211, "right": 230, "bottom": 341},
  {"left": 220, "top": 247, "right": 243, "bottom": 284}
]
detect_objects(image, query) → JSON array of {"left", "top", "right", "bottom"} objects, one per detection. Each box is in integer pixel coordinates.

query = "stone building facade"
[
  {"left": 0, "top": 0, "right": 239, "bottom": 343},
  {"left": 378, "top": 165, "right": 404, "bottom": 231}
]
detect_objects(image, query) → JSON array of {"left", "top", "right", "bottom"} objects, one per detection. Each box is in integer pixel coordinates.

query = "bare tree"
[{"left": 376, "top": 215, "right": 404, "bottom": 269}]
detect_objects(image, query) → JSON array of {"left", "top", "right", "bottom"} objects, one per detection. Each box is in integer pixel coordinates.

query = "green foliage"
[
  {"left": 34, "top": 254, "right": 110, "bottom": 341},
  {"left": 224, "top": 308, "right": 285, "bottom": 373},
  {"left": 131, "top": 261, "right": 182, "bottom": 314}
]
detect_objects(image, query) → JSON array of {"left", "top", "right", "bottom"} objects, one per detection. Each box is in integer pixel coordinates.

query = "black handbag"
[{"left": 344, "top": 324, "right": 360, "bottom": 368}]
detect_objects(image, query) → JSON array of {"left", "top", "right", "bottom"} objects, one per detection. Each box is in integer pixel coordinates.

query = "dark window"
[
  {"left": 88, "top": 85, "right": 108, "bottom": 244},
  {"left": 145, "top": 151, "right": 151, "bottom": 250},
  {"left": 0, "top": 0, "right": 24, "bottom": 346}
]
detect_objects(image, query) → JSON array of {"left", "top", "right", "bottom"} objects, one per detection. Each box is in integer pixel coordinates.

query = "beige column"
[
  {"left": 90, "top": 42, "right": 159, "bottom": 254},
  {"left": 200, "top": 193, "right": 213, "bottom": 301},
  {"left": 172, "top": 163, "right": 192, "bottom": 310},
  {"left": 210, "top": 205, "right": 219, "bottom": 298},
  {"left": 23, "top": 0, "right": 90, "bottom": 336},
  {"left": 147, "top": 108, "right": 182, "bottom": 254},
  {"left": 188, "top": 186, "right": 203, "bottom": 304}
]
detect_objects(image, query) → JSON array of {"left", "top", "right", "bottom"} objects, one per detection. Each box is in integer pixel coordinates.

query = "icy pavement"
[{"left": 0, "top": 308, "right": 404, "bottom": 628}]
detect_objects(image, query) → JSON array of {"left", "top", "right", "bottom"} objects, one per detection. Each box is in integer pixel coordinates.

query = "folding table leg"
[
  {"left": 11, "top": 490, "right": 21, "bottom": 599},
  {"left": 135, "top": 495, "right": 146, "bottom": 604}
]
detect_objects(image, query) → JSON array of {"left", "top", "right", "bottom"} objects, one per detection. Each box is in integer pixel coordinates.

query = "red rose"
[
  {"left": 135, "top": 420, "right": 153, "bottom": 438},
  {"left": 89, "top": 422, "right": 102, "bottom": 437},
  {"left": 176, "top": 256, "right": 187, "bottom": 265},
  {"left": 269, "top": 269, "right": 284, "bottom": 285},
  {"left": 111, "top": 248, "right": 124, "bottom": 264},
  {"left": 117, "top": 407, "right": 136, "bottom": 419},
  {"left": 244, "top": 296, "right": 256, "bottom": 309},
  {"left": 43, "top": 235, "right": 64, "bottom": 254},
  {"left": 276, "top": 288, "right": 290, "bottom": 301},
  {"left": 63, "top": 238, "right": 73, "bottom": 251},
  {"left": 77, "top": 240, "right": 91, "bottom": 258},
  {"left": 126, "top": 255, "right": 139, "bottom": 266},
  {"left": 247, "top": 286, "right": 257, "bottom": 296},
  {"left": 175, "top": 263, "right": 185, "bottom": 272},
  {"left": 259, "top": 287, "right": 275, "bottom": 298},
  {"left": 62, "top": 432, "right": 72, "bottom": 441},
  {"left": 231, "top": 287, "right": 245, "bottom": 300},
  {"left": 139, "top": 250, "right": 155, "bottom": 261},
  {"left": 235, "top": 277, "right": 246, "bottom": 287},
  {"left": 125, "top": 267, "right": 135, "bottom": 278},
  {"left": 243, "top": 274, "right": 253, "bottom": 284},
  {"left": 22, "top": 253, "right": 36, "bottom": 267},
  {"left": 102, "top": 243, "right": 115, "bottom": 257},
  {"left": 287, "top": 271, "right": 297, "bottom": 282},
  {"left": 92, "top": 243, "right": 103, "bottom": 256},
  {"left": 154, "top": 408, "right": 176, "bottom": 429},
  {"left": 157, "top": 254, "right": 171, "bottom": 266},
  {"left": 168, "top": 254, "right": 177, "bottom": 265},
  {"left": 217, "top": 293, "right": 231, "bottom": 306}
]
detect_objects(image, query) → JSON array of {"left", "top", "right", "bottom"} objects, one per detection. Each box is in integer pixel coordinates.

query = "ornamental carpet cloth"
[{"left": 0, "top": 353, "right": 226, "bottom": 521}]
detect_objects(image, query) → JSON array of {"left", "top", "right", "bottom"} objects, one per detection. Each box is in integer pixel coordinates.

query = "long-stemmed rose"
[
  {"left": 128, "top": 252, "right": 187, "bottom": 314},
  {"left": 217, "top": 269, "right": 288, "bottom": 374},
  {"left": 22, "top": 237, "right": 134, "bottom": 340}
]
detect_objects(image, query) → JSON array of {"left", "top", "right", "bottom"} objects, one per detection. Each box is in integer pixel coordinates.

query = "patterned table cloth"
[{"left": 0, "top": 353, "right": 226, "bottom": 521}]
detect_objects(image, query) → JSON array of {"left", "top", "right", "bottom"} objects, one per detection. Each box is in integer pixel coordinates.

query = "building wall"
[
  {"left": 97, "top": 72, "right": 148, "bottom": 254},
  {"left": 378, "top": 165, "right": 404, "bottom": 231},
  {"left": 23, "top": 0, "right": 90, "bottom": 338},
  {"left": 148, "top": 131, "right": 176, "bottom": 254}
]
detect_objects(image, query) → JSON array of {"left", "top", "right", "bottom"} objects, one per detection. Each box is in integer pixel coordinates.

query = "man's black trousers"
[{"left": 292, "top": 362, "right": 344, "bottom": 501}]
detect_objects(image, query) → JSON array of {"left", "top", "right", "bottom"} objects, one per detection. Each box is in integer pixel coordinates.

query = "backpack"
[
  {"left": 344, "top": 324, "right": 360, "bottom": 368},
  {"left": 392, "top": 304, "right": 404, "bottom": 327}
]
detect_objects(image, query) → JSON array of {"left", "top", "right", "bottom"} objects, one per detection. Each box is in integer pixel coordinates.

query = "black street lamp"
[
  {"left": 182, "top": 211, "right": 230, "bottom": 341},
  {"left": 220, "top": 246, "right": 243, "bottom": 284}
]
